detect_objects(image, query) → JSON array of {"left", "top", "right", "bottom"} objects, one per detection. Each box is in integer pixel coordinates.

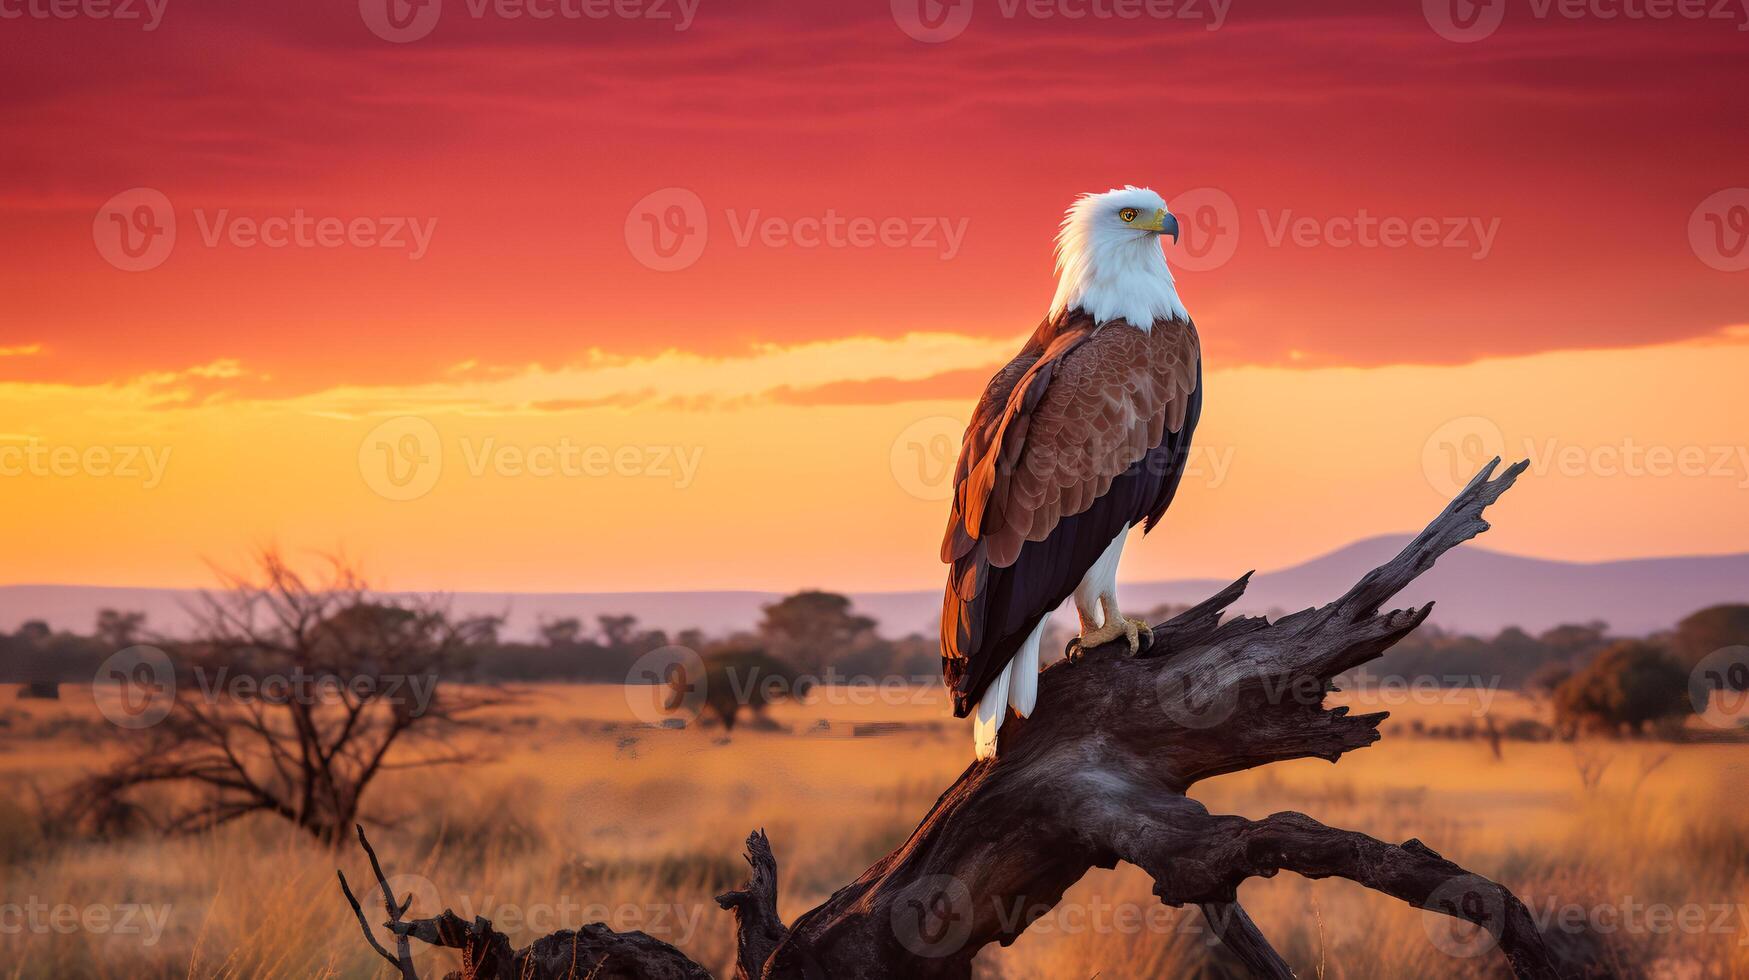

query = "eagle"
[{"left": 940, "top": 186, "right": 1203, "bottom": 760}]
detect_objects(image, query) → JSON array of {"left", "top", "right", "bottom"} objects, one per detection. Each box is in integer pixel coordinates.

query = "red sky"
[
  {"left": 6, "top": 0, "right": 1747, "bottom": 389},
  {"left": 2, "top": 0, "right": 1747, "bottom": 590}
]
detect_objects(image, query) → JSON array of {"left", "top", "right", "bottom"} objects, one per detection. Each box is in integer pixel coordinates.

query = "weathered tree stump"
[{"left": 344, "top": 459, "right": 1557, "bottom": 979}]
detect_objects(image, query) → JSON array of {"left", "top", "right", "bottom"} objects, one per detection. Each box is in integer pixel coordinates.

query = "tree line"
[{"left": 5, "top": 593, "right": 1747, "bottom": 704}]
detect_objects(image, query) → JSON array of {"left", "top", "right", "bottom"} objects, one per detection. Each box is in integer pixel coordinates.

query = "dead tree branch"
[
  {"left": 339, "top": 824, "right": 419, "bottom": 980},
  {"left": 713, "top": 830, "right": 788, "bottom": 980},
  {"left": 344, "top": 459, "right": 1557, "bottom": 979},
  {"left": 343, "top": 827, "right": 711, "bottom": 980}
]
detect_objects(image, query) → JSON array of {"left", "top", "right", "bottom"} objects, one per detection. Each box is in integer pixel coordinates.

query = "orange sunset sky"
[{"left": 2, "top": 0, "right": 1747, "bottom": 593}]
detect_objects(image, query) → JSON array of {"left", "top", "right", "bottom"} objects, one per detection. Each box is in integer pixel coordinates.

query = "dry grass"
[{"left": 1, "top": 685, "right": 1745, "bottom": 979}]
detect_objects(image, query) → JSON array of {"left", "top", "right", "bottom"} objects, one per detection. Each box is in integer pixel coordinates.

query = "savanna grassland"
[{"left": 1, "top": 684, "right": 1745, "bottom": 979}]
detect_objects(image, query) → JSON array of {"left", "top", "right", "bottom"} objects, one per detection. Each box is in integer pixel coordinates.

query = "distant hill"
[
  {"left": 2, "top": 537, "right": 1744, "bottom": 641},
  {"left": 1140, "top": 535, "right": 1749, "bottom": 637}
]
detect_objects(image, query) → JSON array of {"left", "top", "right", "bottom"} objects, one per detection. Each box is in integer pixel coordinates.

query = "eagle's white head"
[{"left": 1048, "top": 185, "right": 1187, "bottom": 330}]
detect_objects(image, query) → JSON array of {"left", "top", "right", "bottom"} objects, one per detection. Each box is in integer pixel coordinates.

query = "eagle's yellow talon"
[
  {"left": 1127, "top": 618, "right": 1154, "bottom": 655},
  {"left": 1077, "top": 619, "right": 1127, "bottom": 651},
  {"left": 1076, "top": 602, "right": 1153, "bottom": 656}
]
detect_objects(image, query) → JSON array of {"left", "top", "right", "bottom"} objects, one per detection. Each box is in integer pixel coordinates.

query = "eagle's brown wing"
[{"left": 940, "top": 312, "right": 1201, "bottom": 717}]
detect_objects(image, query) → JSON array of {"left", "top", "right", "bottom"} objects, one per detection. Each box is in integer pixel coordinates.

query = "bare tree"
[{"left": 75, "top": 549, "right": 510, "bottom": 846}]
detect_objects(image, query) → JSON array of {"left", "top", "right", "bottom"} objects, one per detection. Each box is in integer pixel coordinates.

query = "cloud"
[
  {"left": 528, "top": 392, "right": 659, "bottom": 412},
  {"left": 767, "top": 368, "right": 991, "bottom": 407},
  {"left": 276, "top": 333, "right": 1017, "bottom": 418},
  {"left": 0, "top": 332, "right": 1014, "bottom": 423}
]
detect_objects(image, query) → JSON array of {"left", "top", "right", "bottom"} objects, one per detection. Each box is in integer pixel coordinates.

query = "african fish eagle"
[{"left": 939, "top": 185, "right": 1203, "bottom": 760}]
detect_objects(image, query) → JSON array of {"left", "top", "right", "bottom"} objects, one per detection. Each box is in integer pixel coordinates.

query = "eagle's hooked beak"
[{"left": 1138, "top": 208, "right": 1180, "bottom": 242}]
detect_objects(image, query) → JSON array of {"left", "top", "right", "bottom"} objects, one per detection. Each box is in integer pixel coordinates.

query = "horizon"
[
  {"left": 4, "top": 529, "right": 1748, "bottom": 595},
  {"left": 8, "top": 531, "right": 1745, "bottom": 643}
]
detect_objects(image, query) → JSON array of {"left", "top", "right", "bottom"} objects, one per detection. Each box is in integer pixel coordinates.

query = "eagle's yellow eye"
[{"left": 1119, "top": 208, "right": 1139, "bottom": 223}]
